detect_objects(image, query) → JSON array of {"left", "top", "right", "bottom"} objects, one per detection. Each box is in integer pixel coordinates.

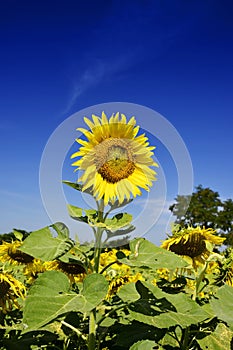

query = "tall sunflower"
[
  {"left": 0, "top": 271, "right": 26, "bottom": 313},
  {"left": 161, "top": 226, "right": 225, "bottom": 269},
  {"left": 71, "top": 112, "right": 158, "bottom": 205}
]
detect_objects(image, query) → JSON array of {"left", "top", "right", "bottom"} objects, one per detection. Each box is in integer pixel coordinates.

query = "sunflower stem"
[
  {"left": 88, "top": 309, "right": 96, "bottom": 350},
  {"left": 192, "top": 261, "right": 208, "bottom": 301},
  {"left": 88, "top": 199, "right": 106, "bottom": 350},
  {"left": 93, "top": 199, "right": 105, "bottom": 273}
]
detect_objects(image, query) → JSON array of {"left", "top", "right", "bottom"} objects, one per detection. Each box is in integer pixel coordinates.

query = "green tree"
[
  {"left": 170, "top": 185, "right": 233, "bottom": 246},
  {"left": 218, "top": 199, "right": 233, "bottom": 246},
  {"left": 170, "top": 185, "right": 221, "bottom": 228}
]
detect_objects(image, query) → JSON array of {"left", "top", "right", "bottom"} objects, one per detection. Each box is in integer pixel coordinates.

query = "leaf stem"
[{"left": 61, "top": 320, "right": 87, "bottom": 340}]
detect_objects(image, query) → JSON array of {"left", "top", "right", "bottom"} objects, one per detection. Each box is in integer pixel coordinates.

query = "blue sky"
[{"left": 1, "top": 1, "right": 233, "bottom": 244}]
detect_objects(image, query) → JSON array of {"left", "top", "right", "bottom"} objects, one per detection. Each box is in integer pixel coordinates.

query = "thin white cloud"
[{"left": 63, "top": 54, "right": 134, "bottom": 114}]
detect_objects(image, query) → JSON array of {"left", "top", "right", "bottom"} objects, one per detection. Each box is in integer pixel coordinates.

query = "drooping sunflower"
[
  {"left": 0, "top": 241, "right": 34, "bottom": 265},
  {"left": 161, "top": 226, "right": 225, "bottom": 269},
  {"left": 0, "top": 240, "right": 46, "bottom": 284},
  {"left": 44, "top": 260, "right": 86, "bottom": 284},
  {"left": 0, "top": 271, "right": 26, "bottom": 313},
  {"left": 71, "top": 112, "right": 158, "bottom": 205}
]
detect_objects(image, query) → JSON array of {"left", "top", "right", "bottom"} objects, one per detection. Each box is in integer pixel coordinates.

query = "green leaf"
[
  {"left": 20, "top": 224, "right": 73, "bottom": 261},
  {"left": 67, "top": 204, "right": 100, "bottom": 226},
  {"left": 129, "top": 340, "right": 158, "bottom": 350},
  {"left": 13, "top": 229, "right": 24, "bottom": 241},
  {"left": 129, "top": 238, "right": 187, "bottom": 269},
  {"left": 105, "top": 213, "right": 133, "bottom": 230},
  {"left": 106, "top": 224, "right": 135, "bottom": 239},
  {"left": 210, "top": 284, "right": 233, "bottom": 329},
  {"left": 23, "top": 271, "right": 86, "bottom": 331},
  {"left": 197, "top": 323, "right": 233, "bottom": 350},
  {"left": 23, "top": 271, "right": 108, "bottom": 332},
  {"left": 51, "top": 222, "right": 70, "bottom": 239},
  {"left": 63, "top": 180, "right": 93, "bottom": 195},
  {"left": 82, "top": 273, "right": 108, "bottom": 309},
  {"left": 109, "top": 198, "right": 134, "bottom": 210},
  {"left": 99, "top": 316, "right": 116, "bottom": 327},
  {"left": 117, "top": 282, "right": 141, "bottom": 303},
  {"left": 129, "top": 288, "right": 210, "bottom": 328}
]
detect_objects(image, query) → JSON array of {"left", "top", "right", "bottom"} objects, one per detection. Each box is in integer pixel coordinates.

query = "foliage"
[
  {"left": 1, "top": 225, "right": 233, "bottom": 349},
  {"left": 1, "top": 115, "right": 233, "bottom": 349},
  {"left": 170, "top": 185, "right": 233, "bottom": 245}
]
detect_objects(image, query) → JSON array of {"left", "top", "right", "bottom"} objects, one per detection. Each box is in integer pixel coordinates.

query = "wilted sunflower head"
[
  {"left": 0, "top": 271, "right": 26, "bottom": 313},
  {"left": 161, "top": 226, "right": 225, "bottom": 269},
  {"left": 71, "top": 112, "right": 158, "bottom": 205},
  {"left": 44, "top": 260, "right": 86, "bottom": 283},
  {"left": 0, "top": 241, "right": 34, "bottom": 265}
]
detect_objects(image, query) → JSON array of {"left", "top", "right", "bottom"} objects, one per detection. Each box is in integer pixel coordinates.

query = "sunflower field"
[{"left": 1, "top": 113, "right": 233, "bottom": 350}]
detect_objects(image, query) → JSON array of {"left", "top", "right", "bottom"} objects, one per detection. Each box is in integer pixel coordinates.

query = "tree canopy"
[{"left": 170, "top": 185, "right": 233, "bottom": 246}]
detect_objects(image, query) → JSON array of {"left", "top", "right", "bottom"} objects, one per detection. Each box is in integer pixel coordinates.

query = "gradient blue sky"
[{"left": 1, "top": 1, "right": 233, "bottom": 244}]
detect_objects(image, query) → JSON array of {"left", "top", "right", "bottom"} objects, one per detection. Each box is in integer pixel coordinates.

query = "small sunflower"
[
  {"left": 0, "top": 241, "right": 34, "bottom": 265},
  {"left": 44, "top": 260, "right": 86, "bottom": 283},
  {"left": 99, "top": 249, "right": 130, "bottom": 274},
  {"left": 0, "top": 271, "right": 26, "bottom": 313},
  {"left": 161, "top": 226, "right": 225, "bottom": 269},
  {"left": 71, "top": 112, "right": 158, "bottom": 205}
]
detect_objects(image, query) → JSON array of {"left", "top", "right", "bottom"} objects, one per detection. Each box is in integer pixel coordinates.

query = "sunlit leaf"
[
  {"left": 128, "top": 238, "right": 187, "bottom": 269},
  {"left": 210, "top": 284, "right": 233, "bottom": 329},
  {"left": 23, "top": 271, "right": 86, "bottom": 331},
  {"left": 81, "top": 273, "right": 108, "bottom": 309},
  {"left": 197, "top": 323, "right": 233, "bottom": 350},
  {"left": 117, "top": 282, "right": 140, "bottom": 303},
  {"left": 106, "top": 224, "right": 135, "bottom": 239},
  {"left": 129, "top": 339, "right": 158, "bottom": 350},
  {"left": 105, "top": 213, "right": 133, "bottom": 230},
  {"left": 23, "top": 271, "right": 108, "bottom": 332},
  {"left": 20, "top": 224, "right": 73, "bottom": 261}
]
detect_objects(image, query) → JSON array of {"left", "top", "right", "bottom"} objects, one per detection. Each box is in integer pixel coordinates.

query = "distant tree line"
[{"left": 170, "top": 185, "right": 233, "bottom": 246}]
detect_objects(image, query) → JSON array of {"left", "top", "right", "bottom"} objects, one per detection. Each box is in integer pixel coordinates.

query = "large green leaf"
[
  {"left": 20, "top": 224, "right": 73, "bottom": 261},
  {"left": 23, "top": 271, "right": 85, "bottom": 331},
  {"left": 197, "top": 323, "right": 233, "bottom": 350},
  {"left": 210, "top": 284, "right": 233, "bottom": 329},
  {"left": 117, "top": 282, "right": 141, "bottom": 303},
  {"left": 129, "top": 289, "right": 210, "bottom": 328},
  {"left": 129, "top": 340, "right": 158, "bottom": 350},
  {"left": 81, "top": 273, "right": 108, "bottom": 309},
  {"left": 128, "top": 238, "right": 187, "bottom": 269},
  {"left": 23, "top": 271, "right": 108, "bottom": 331}
]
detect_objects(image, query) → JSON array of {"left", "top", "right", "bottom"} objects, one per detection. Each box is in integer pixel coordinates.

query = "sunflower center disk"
[
  {"left": 0, "top": 281, "right": 10, "bottom": 297},
  {"left": 95, "top": 139, "right": 135, "bottom": 183},
  {"left": 9, "top": 249, "right": 34, "bottom": 264},
  {"left": 170, "top": 237, "right": 206, "bottom": 258}
]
